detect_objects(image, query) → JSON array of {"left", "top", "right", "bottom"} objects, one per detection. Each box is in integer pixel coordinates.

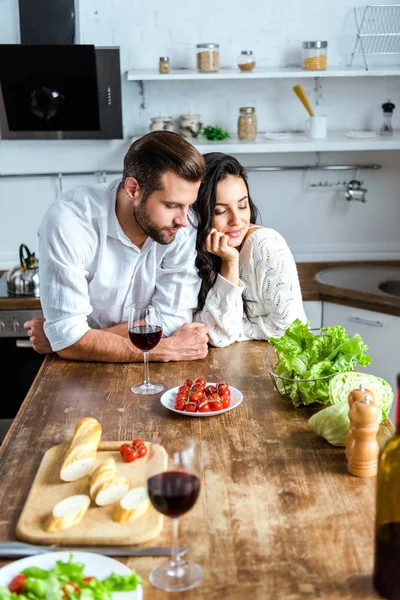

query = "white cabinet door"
[
  {"left": 323, "top": 302, "right": 399, "bottom": 421},
  {"left": 303, "top": 301, "right": 322, "bottom": 330}
]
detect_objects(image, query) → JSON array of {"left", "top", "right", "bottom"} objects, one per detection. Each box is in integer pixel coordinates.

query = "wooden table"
[{"left": 0, "top": 342, "right": 394, "bottom": 599}]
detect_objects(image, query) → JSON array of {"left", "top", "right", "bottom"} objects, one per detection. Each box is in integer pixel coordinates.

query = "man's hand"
[
  {"left": 154, "top": 322, "right": 209, "bottom": 362},
  {"left": 23, "top": 316, "right": 54, "bottom": 354}
]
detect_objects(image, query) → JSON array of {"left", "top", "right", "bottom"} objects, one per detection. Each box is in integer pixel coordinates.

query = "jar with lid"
[
  {"left": 196, "top": 43, "right": 220, "bottom": 72},
  {"left": 302, "top": 41, "right": 327, "bottom": 70},
  {"left": 179, "top": 114, "right": 203, "bottom": 138},
  {"left": 159, "top": 57, "right": 170, "bottom": 74},
  {"left": 237, "top": 50, "right": 256, "bottom": 72},
  {"left": 238, "top": 107, "right": 257, "bottom": 141},
  {"left": 149, "top": 116, "right": 174, "bottom": 132}
]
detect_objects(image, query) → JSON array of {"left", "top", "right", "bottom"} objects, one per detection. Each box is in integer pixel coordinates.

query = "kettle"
[{"left": 7, "top": 244, "right": 40, "bottom": 297}]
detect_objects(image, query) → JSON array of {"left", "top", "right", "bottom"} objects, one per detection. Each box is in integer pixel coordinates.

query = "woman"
[{"left": 193, "top": 152, "right": 307, "bottom": 347}]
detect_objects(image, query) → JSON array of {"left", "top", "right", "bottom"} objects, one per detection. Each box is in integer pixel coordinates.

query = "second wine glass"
[{"left": 128, "top": 302, "right": 164, "bottom": 395}]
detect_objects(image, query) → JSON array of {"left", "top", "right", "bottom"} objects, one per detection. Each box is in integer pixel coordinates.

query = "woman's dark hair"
[
  {"left": 123, "top": 131, "right": 206, "bottom": 201},
  {"left": 194, "top": 152, "right": 260, "bottom": 312}
]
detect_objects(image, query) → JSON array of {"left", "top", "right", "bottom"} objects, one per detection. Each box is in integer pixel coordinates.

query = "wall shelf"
[
  {"left": 130, "top": 132, "right": 400, "bottom": 154},
  {"left": 127, "top": 65, "right": 400, "bottom": 81}
]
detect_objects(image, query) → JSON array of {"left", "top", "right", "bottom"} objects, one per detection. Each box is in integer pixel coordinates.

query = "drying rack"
[{"left": 349, "top": 4, "right": 400, "bottom": 69}]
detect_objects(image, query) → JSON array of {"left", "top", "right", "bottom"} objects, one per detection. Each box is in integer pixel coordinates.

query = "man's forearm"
[{"left": 104, "top": 322, "right": 129, "bottom": 338}]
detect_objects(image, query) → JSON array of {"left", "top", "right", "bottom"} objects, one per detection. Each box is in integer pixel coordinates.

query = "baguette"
[
  {"left": 94, "top": 474, "right": 130, "bottom": 507},
  {"left": 114, "top": 487, "right": 150, "bottom": 523},
  {"left": 88, "top": 458, "right": 116, "bottom": 485},
  {"left": 45, "top": 494, "right": 90, "bottom": 532},
  {"left": 89, "top": 467, "right": 118, "bottom": 501},
  {"left": 60, "top": 418, "right": 102, "bottom": 482}
]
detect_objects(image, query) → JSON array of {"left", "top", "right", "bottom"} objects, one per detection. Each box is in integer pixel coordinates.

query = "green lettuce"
[
  {"left": 308, "top": 402, "right": 350, "bottom": 446},
  {"left": 268, "top": 319, "right": 372, "bottom": 406},
  {"left": 329, "top": 372, "right": 394, "bottom": 421}
]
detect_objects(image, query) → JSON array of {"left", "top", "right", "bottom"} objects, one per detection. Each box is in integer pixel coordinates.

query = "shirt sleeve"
[
  {"left": 151, "top": 226, "right": 201, "bottom": 337},
  {"left": 242, "top": 230, "right": 307, "bottom": 341},
  {"left": 194, "top": 274, "right": 245, "bottom": 347},
  {"left": 39, "top": 203, "right": 97, "bottom": 351}
]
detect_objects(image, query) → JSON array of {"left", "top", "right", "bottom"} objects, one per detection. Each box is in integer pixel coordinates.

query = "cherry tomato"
[
  {"left": 120, "top": 443, "right": 130, "bottom": 456},
  {"left": 198, "top": 401, "right": 211, "bottom": 413},
  {"left": 195, "top": 378, "right": 207, "bottom": 387},
  {"left": 205, "top": 385, "right": 217, "bottom": 397},
  {"left": 137, "top": 445, "right": 147, "bottom": 458},
  {"left": 123, "top": 446, "right": 137, "bottom": 462},
  {"left": 175, "top": 393, "right": 187, "bottom": 403},
  {"left": 132, "top": 438, "right": 145, "bottom": 449},
  {"left": 186, "top": 402, "right": 198, "bottom": 412},
  {"left": 221, "top": 396, "right": 231, "bottom": 409},
  {"left": 83, "top": 577, "right": 96, "bottom": 583},
  {"left": 189, "top": 391, "right": 203, "bottom": 403},
  {"left": 175, "top": 399, "right": 186, "bottom": 411},
  {"left": 219, "top": 387, "right": 231, "bottom": 398},
  {"left": 8, "top": 575, "right": 26, "bottom": 594},
  {"left": 184, "top": 379, "right": 193, "bottom": 387},
  {"left": 210, "top": 400, "right": 223, "bottom": 411},
  {"left": 178, "top": 385, "right": 190, "bottom": 395},
  {"left": 217, "top": 380, "right": 229, "bottom": 391}
]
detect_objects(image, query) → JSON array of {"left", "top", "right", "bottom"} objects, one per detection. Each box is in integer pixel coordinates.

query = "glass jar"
[
  {"left": 159, "top": 57, "right": 170, "bottom": 74},
  {"left": 238, "top": 107, "right": 257, "bottom": 141},
  {"left": 196, "top": 43, "right": 220, "bottom": 72},
  {"left": 237, "top": 50, "right": 256, "bottom": 72},
  {"left": 302, "top": 41, "right": 327, "bottom": 70}
]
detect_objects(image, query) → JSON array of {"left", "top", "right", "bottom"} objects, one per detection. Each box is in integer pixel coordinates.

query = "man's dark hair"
[{"left": 123, "top": 131, "right": 206, "bottom": 201}]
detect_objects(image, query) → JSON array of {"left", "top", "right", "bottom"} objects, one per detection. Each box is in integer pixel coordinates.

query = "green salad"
[{"left": 0, "top": 555, "right": 142, "bottom": 600}]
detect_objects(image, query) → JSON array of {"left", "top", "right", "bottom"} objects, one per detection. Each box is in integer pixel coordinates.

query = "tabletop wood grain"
[{"left": 0, "top": 342, "right": 394, "bottom": 599}]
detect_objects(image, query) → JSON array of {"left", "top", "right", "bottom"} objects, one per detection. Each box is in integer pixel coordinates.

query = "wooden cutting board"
[{"left": 16, "top": 441, "right": 167, "bottom": 546}]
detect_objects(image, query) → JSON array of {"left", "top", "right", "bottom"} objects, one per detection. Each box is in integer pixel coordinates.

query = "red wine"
[
  {"left": 129, "top": 326, "right": 162, "bottom": 352},
  {"left": 147, "top": 471, "right": 200, "bottom": 518},
  {"left": 373, "top": 523, "right": 400, "bottom": 599}
]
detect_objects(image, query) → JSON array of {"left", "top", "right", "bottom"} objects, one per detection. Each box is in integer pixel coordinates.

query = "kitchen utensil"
[
  {"left": 304, "top": 115, "right": 327, "bottom": 139},
  {"left": 0, "top": 541, "right": 188, "bottom": 558},
  {"left": 7, "top": 244, "right": 39, "bottom": 297},
  {"left": 0, "top": 552, "right": 143, "bottom": 600},
  {"left": 292, "top": 84, "right": 315, "bottom": 117},
  {"left": 345, "top": 180, "right": 367, "bottom": 202},
  {"left": 16, "top": 442, "right": 168, "bottom": 546},
  {"left": 160, "top": 383, "right": 243, "bottom": 417}
]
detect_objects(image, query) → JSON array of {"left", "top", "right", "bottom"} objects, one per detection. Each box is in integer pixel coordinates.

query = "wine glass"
[
  {"left": 128, "top": 302, "right": 164, "bottom": 395},
  {"left": 146, "top": 438, "right": 203, "bottom": 592}
]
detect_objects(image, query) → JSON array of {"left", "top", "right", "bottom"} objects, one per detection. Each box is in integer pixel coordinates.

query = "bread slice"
[
  {"left": 44, "top": 495, "right": 90, "bottom": 532},
  {"left": 89, "top": 458, "right": 116, "bottom": 485},
  {"left": 60, "top": 418, "right": 102, "bottom": 482},
  {"left": 89, "top": 467, "right": 118, "bottom": 501},
  {"left": 114, "top": 487, "right": 150, "bottom": 523},
  {"left": 94, "top": 474, "right": 130, "bottom": 507}
]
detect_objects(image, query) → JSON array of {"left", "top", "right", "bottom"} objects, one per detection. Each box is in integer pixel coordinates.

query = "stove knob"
[{"left": 12, "top": 319, "right": 21, "bottom": 333}]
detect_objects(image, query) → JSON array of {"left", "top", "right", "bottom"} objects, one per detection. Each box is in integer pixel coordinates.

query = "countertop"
[
  {"left": 0, "top": 343, "right": 394, "bottom": 599},
  {"left": 1, "top": 260, "right": 400, "bottom": 315}
]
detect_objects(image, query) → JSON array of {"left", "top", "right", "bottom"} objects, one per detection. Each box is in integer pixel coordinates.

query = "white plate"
[
  {"left": 160, "top": 382, "right": 243, "bottom": 417},
  {"left": 264, "top": 131, "right": 292, "bottom": 140},
  {"left": 0, "top": 551, "right": 143, "bottom": 600},
  {"left": 345, "top": 130, "right": 376, "bottom": 139}
]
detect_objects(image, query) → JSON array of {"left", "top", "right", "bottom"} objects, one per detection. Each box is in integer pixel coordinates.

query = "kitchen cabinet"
[
  {"left": 322, "top": 301, "right": 399, "bottom": 421},
  {"left": 303, "top": 300, "right": 322, "bottom": 330}
]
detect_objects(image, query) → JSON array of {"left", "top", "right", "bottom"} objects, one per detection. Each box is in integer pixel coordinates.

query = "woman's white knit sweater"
[{"left": 194, "top": 227, "right": 307, "bottom": 347}]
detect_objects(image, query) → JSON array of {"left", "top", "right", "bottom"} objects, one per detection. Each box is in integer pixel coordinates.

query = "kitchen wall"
[{"left": 1, "top": 0, "right": 400, "bottom": 268}]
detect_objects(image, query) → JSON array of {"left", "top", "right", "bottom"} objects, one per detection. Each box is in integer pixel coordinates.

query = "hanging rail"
[{"left": 0, "top": 164, "right": 382, "bottom": 179}]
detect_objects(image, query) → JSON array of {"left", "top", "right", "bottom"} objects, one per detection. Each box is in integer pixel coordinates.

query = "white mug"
[{"left": 305, "top": 115, "right": 327, "bottom": 139}]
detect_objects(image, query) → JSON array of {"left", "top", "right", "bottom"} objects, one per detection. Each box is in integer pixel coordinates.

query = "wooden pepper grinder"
[
  {"left": 347, "top": 395, "right": 380, "bottom": 477},
  {"left": 345, "top": 384, "right": 374, "bottom": 459}
]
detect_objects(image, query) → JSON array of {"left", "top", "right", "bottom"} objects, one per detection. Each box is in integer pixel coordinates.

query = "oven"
[{"left": 0, "top": 273, "right": 45, "bottom": 442}]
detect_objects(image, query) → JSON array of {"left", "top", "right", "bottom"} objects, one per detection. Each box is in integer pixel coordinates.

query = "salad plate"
[
  {"left": 160, "top": 383, "right": 243, "bottom": 417},
  {"left": 0, "top": 551, "right": 143, "bottom": 600},
  {"left": 345, "top": 130, "right": 376, "bottom": 139}
]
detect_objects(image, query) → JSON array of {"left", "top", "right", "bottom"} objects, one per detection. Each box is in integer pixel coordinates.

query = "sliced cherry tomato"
[
  {"left": 8, "top": 575, "right": 26, "bottom": 594},
  {"left": 83, "top": 577, "right": 96, "bottom": 583},
  {"left": 217, "top": 380, "right": 229, "bottom": 391},
  {"left": 175, "top": 399, "right": 186, "bottom": 411},
  {"left": 184, "top": 379, "right": 193, "bottom": 387},
  {"left": 205, "top": 385, "right": 217, "bottom": 397},
  {"left": 123, "top": 446, "right": 137, "bottom": 462},
  {"left": 186, "top": 401, "right": 198, "bottom": 412},
  {"left": 132, "top": 438, "right": 145, "bottom": 449},
  {"left": 120, "top": 443, "right": 130, "bottom": 456},
  {"left": 137, "top": 445, "right": 147, "bottom": 458},
  {"left": 195, "top": 378, "right": 207, "bottom": 387},
  {"left": 198, "top": 401, "right": 211, "bottom": 412},
  {"left": 221, "top": 396, "right": 231, "bottom": 409}
]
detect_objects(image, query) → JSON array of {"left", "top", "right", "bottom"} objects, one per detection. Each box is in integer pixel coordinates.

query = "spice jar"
[
  {"left": 302, "top": 41, "right": 328, "bottom": 70},
  {"left": 149, "top": 116, "right": 174, "bottom": 132},
  {"left": 238, "top": 107, "right": 257, "bottom": 141},
  {"left": 179, "top": 114, "right": 203, "bottom": 138},
  {"left": 237, "top": 50, "right": 256, "bottom": 72},
  {"left": 196, "top": 43, "right": 220, "bottom": 72},
  {"left": 159, "top": 57, "right": 170, "bottom": 74}
]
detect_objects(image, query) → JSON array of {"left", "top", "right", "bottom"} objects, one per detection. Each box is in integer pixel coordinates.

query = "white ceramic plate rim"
[
  {"left": 345, "top": 130, "right": 376, "bottom": 138},
  {"left": 264, "top": 131, "right": 292, "bottom": 140},
  {"left": 160, "top": 382, "right": 243, "bottom": 417},
  {"left": 0, "top": 551, "right": 143, "bottom": 600}
]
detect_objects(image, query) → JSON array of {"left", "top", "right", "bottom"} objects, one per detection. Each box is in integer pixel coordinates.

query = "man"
[{"left": 24, "top": 131, "right": 209, "bottom": 362}]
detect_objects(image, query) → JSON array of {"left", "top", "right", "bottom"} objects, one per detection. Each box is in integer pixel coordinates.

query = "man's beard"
[{"left": 133, "top": 201, "right": 180, "bottom": 245}]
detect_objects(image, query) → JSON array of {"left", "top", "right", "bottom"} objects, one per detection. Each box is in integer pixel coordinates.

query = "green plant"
[{"left": 201, "top": 125, "right": 230, "bottom": 141}]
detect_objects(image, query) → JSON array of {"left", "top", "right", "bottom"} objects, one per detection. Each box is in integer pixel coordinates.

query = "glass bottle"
[
  {"left": 238, "top": 107, "right": 257, "bottom": 140},
  {"left": 380, "top": 101, "right": 395, "bottom": 136},
  {"left": 237, "top": 50, "right": 256, "bottom": 72},
  {"left": 373, "top": 374, "right": 400, "bottom": 599},
  {"left": 159, "top": 57, "right": 170, "bottom": 74}
]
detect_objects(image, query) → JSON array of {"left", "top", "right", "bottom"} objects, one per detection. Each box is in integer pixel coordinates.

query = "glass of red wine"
[
  {"left": 128, "top": 302, "right": 164, "bottom": 395},
  {"left": 147, "top": 438, "right": 203, "bottom": 592}
]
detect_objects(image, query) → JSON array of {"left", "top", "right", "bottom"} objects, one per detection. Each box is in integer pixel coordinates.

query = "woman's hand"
[{"left": 205, "top": 229, "right": 239, "bottom": 262}]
